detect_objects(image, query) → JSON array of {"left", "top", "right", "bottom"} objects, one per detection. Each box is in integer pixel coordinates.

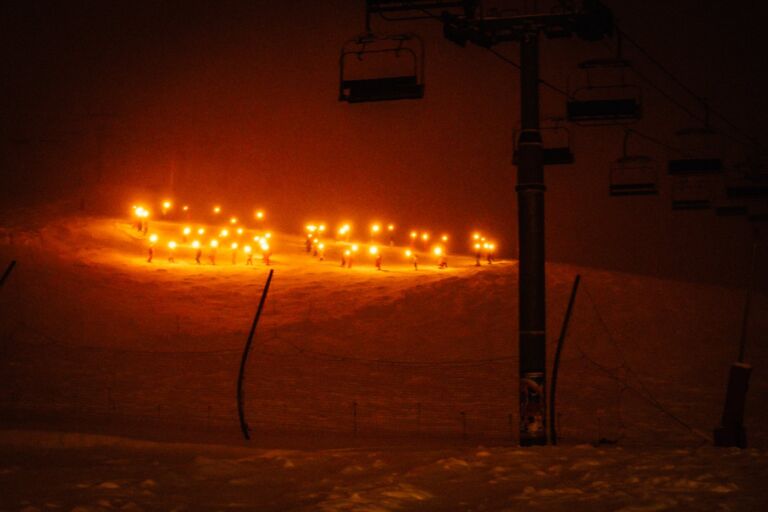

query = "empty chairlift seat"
[
  {"left": 747, "top": 202, "right": 768, "bottom": 222},
  {"left": 671, "top": 177, "right": 713, "bottom": 210},
  {"left": 339, "top": 33, "right": 425, "bottom": 103},
  {"left": 714, "top": 199, "right": 749, "bottom": 217},
  {"left": 609, "top": 130, "right": 658, "bottom": 196},
  {"left": 667, "top": 126, "right": 724, "bottom": 175},
  {"left": 609, "top": 155, "right": 658, "bottom": 196},
  {"left": 728, "top": 158, "right": 768, "bottom": 198},
  {"left": 566, "top": 58, "right": 642, "bottom": 125}
]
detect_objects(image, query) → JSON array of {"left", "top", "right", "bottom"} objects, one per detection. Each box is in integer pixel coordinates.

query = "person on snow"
[
  {"left": 245, "top": 245, "right": 253, "bottom": 265},
  {"left": 147, "top": 234, "right": 158, "bottom": 263},
  {"left": 209, "top": 240, "right": 219, "bottom": 265}
]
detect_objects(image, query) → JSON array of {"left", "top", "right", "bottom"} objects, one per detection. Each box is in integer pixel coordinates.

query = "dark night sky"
[{"left": 1, "top": 0, "right": 766, "bottom": 286}]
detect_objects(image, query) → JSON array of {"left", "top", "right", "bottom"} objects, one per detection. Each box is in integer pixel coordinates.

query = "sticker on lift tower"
[{"left": 520, "top": 371, "right": 546, "bottom": 444}]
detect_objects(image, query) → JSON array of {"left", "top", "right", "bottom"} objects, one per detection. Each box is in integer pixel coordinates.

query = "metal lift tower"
[{"left": 358, "top": 0, "right": 614, "bottom": 446}]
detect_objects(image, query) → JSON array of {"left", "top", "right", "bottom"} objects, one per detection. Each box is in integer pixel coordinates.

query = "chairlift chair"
[
  {"left": 747, "top": 202, "right": 768, "bottom": 222},
  {"left": 339, "top": 33, "right": 425, "bottom": 103},
  {"left": 609, "top": 130, "right": 658, "bottom": 196},
  {"left": 512, "top": 121, "right": 574, "bottom": 166},
  {"left": 714, "top": 199, "right": 748, "bottom": 217},
  {"left": 726, "top": 180, "right": 768, "bottom": 200},
  {"left": 566, "top": 58, "right": 642, "bottom": 125},
  {"left": 667, "top": 112, "right": 724, "bottom": 175},
  {"left": 610, "top": 156, "right": 658, "bottom": 196},
  {"left": 671, "top": 176, "right": 712, "bottom": 210},
  {"left": 732, "top": 157, "right": 768, "bottom": 199}
]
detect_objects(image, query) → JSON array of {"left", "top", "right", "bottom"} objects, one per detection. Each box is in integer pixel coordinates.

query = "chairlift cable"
[{"left": 610, "top": 26, "right": 763, "bottom": 152}]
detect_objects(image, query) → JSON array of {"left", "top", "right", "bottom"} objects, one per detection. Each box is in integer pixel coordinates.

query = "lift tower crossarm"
[{"left": 441, "top": 2, "right": 612, "bottom": 47}]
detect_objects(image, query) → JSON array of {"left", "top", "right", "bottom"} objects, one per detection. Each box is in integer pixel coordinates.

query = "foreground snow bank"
[{"left": 1, "top": 429, "right": 766, "bottom": 511}]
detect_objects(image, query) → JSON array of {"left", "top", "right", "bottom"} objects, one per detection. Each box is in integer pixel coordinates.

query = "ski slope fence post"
[
  {"left": 550, "top": 274, "right": 581, "bottom": 446},
  {"left": 237, "top": 268, "right": 274, "bottom": 441},
  {"left": 0, "top": 260, "right": 16, "bottom": 289}
]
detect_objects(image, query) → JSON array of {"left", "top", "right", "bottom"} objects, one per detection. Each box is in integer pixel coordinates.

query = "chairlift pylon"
[
  {"left": 512, "top": 118, "right": 574, "bottom": 166},
  {"left": 339, "top": 32, "right": 425, "bottom": 103},
  {"left": 609, "top": 130, "right": 658, "bottom": 196}
]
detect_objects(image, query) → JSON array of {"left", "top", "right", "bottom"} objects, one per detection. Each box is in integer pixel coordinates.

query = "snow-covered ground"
[
  {"left": 0, "top": 200, "right": 766, "bottom": 510},
  {"left": 2, "top": 430, "right": 767, "bottom": 512}
]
